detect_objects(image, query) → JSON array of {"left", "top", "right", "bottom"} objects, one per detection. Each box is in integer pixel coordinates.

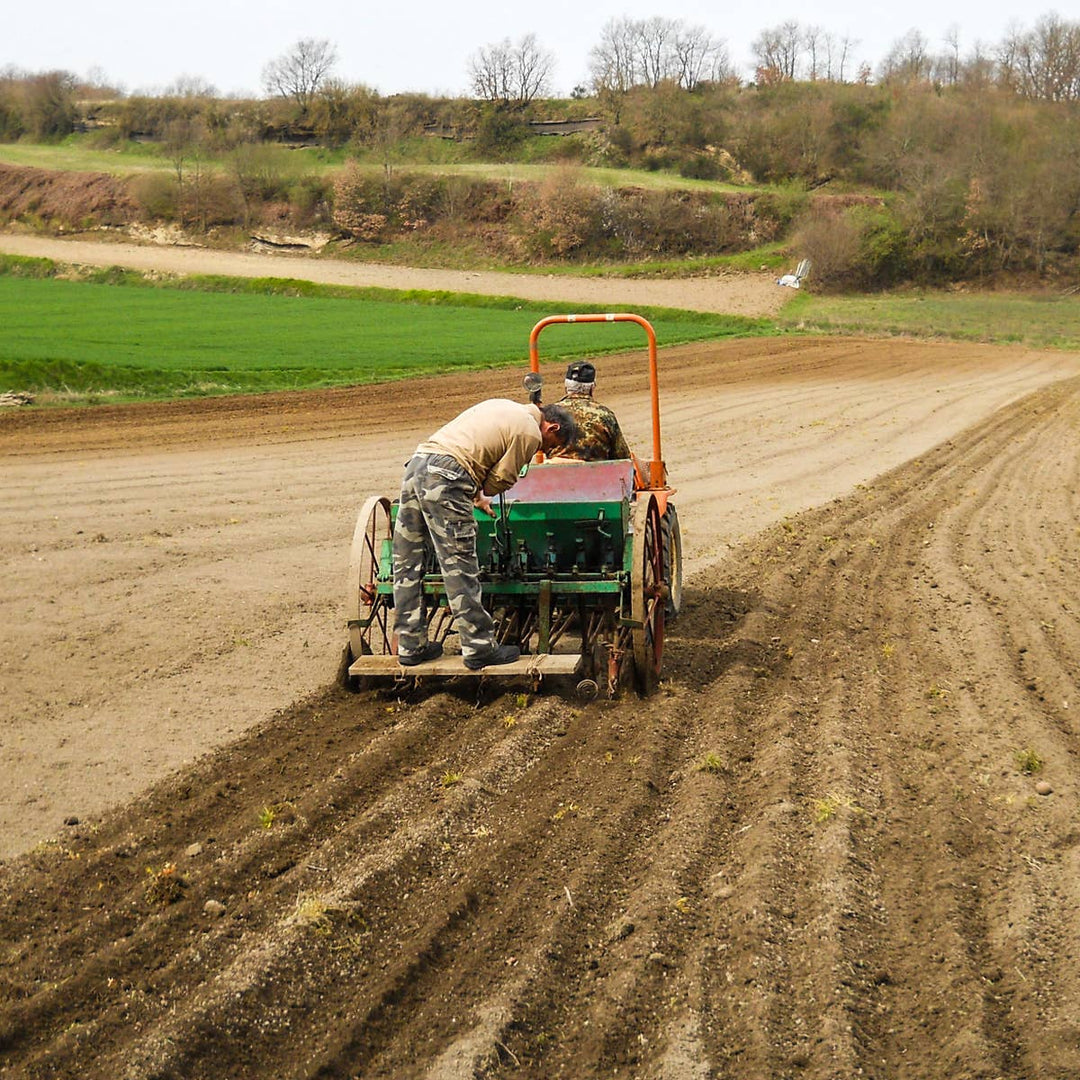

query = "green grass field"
[
  {"left": 3, "top": 244, "right": 1078, "bottom": 408},
  {"left": 0, "top": 260, "right": 768, "bottom": 403},
  {"left": 779, "top": 290, "right": 1080, "bottom": 351}
]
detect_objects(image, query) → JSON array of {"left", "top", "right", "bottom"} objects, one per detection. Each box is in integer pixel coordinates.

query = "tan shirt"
[{"left": 416, "top": 399, "right": 542, "bottom": 495}]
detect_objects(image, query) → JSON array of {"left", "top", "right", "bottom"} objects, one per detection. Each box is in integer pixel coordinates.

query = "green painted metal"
[{"left": 384, "top": 460, "right": 636, "bottom": 602}]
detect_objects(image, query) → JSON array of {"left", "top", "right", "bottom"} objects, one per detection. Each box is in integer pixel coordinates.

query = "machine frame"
[{"left": 343, "top": 313, "right": 682, "bottom": 697}]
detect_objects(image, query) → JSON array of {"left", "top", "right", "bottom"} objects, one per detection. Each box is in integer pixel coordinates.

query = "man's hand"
[{"left": 473, "top": 492, "right": 496, "bottom": 518}]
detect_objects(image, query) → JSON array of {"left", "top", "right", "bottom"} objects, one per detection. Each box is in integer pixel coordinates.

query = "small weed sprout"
[
  {"left": 514, "top": 693, "right": 529, "bottom": 708},
  {"left": 674, "top": 896, "right": 692, "bottom": 913},
  {"left": 552, "top": 801, "right": 579, "bottom": 822},
  {"left": 927, "top": 683, "right": 950, "bottom": 699},
  {"left": 502, "top": 714, "right": 517, "bottom": 729},
  {"left": 258, "top": 805, "right": 277, "bottom": 829},
  {"left": 144, "top": 862, "right": 184, "bottom": 905},
  {"left": 441, "top": 770, "right": 464, "bottom": 788},
  {"left": 700, "top": 753, "right": 724, "bottom": 774},
  {"left": 880, "top": 641, "right": 895, "bottom": 659},
  {"left": 812, "top": 791, "right": 863, "bottom": 824},
  {"left": 1015, "top": 747, "right": 1043, "bottom": 775},
  {"left": 294, "top": 892, "right": 333, "bottom": 935}
]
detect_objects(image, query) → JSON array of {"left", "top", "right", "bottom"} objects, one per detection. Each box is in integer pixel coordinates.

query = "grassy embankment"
[
  {"left": 0, "top": 255, "right": 768, "bottom": 404},
  {"left": 777, "top": 289, "right": 1080, "bottom": 351},
  {"left": 0, "top": 138, "right": 752, "bottom": 193}
]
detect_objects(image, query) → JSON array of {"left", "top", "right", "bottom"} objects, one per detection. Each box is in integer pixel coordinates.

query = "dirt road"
[
  {"left": 4, "top": 233, "right": 1080, "bottom": 1076},
  {"left": 0, "top": 232, "right": 789, "bottom": 317},
  {"left": 3, "top": 314, "right": 1080, "bottom": 1076}
]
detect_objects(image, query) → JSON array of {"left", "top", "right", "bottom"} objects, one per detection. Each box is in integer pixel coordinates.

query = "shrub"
[
  {"left": 472, "top": 108, "right": 530, "bottom": 158},
  {"left": 288, "top": 174, "right": 333, "bottom": 227},
  {"left": 678, "top": 154, "right": 724, "bottom": 181},
  {"left": 608, "top": 189, "right": 728, "bottom": 256},
  {"left": 753, "top": 184, "right": 811, "bottom": 234},
  {"left": 855, "top": 206, "right": 911, "bottom": 286},
  {"left": 793, "top": 205, "right": 862, "bottom": 288},
  {"left": 795, "top": 202, "right": 911, "bottom": 289},
  {"left": 132, "top": 172, "right": 178, "bottom": 221},
  {"left": 516, "top": 168, "right": 603, "bottom": 258},
  {"left": 187, "top": 174, "right": 244, "bottom": 228}
]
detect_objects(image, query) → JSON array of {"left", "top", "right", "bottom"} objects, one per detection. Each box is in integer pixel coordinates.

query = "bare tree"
[
  {"left": 513, "top": 33, "right": 554, "bottom": 105},
  {"left": 470, "top": 40, "right": 512, "bottom": 103},
  {"left": 959, "top": 40, "right": 997, "bottom": 90},
  {"left": 834, "top": 34, "right": 859, "bottom": 82},
  {"left": 636, "top": 16, "right": 675, "bottom": 87},
  {"left": 262, "top": 38, "right": 338, "bottom": 112},
  {"left": 164, "top": 74, "right": 218, "bottom": 99},
  {"left": 671, "top": 22, "right": 728, "bottom": 89},
  {"left": 1007, "top": 14, "right": 1080, "bottom": 101},
  {"left": 589, "top": 16, "right": 638, "bottom": 97},
  {"left": 753, "top": 21, "right": 803, "bottom": 82},
  {"left": 880, "top": 29, "right": 933, "bottom": 83},
  {"left": 943, "top": 25, "right": 962, "bottom": 85},
  {"left": 804, "top": 25, "right": 824, "bottom": 81},
  {"left": 590, "top": 16, "right": 726, "bottom": 96},
  {"left": 163, "top": 116, "right": 209, "bottom": 228},
  {"left": 469, "top": 33, "right": 553, "bottom": 107},
  {"left": 588, "top": 16, "right": 638, "bottom": 123}
]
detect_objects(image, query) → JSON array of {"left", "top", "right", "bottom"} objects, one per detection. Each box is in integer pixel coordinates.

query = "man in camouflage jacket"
[{"left": 549, "top": 361, "right": 631, "bottom": 462}]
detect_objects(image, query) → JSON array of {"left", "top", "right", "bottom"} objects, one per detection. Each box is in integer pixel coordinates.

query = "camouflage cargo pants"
[{"left": 392, "top": 453, "right": 495, "bottom": 660}]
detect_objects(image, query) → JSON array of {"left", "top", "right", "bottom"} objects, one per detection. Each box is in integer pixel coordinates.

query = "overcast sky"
[{"left": 4, "top": 0, "right": 1043, "bottom": 98}]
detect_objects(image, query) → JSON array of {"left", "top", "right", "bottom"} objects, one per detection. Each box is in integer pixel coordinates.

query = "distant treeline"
[{"left": 2, "top": 11, "right": 1079, "bottom": 289}]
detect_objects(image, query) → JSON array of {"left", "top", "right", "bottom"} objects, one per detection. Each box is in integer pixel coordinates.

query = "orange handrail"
[{"left": 529, "top": 313, "right": 666, "bottom": 490}]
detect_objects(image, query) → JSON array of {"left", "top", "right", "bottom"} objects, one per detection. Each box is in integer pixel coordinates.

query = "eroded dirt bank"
[{"left": 1, "top": 372, "right": 1079, "bottom": 1079}]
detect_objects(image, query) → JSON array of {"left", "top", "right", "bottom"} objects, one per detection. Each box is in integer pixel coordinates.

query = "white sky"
[{"left": 3, "top": 0, "right": 1040, "bottom": 98}]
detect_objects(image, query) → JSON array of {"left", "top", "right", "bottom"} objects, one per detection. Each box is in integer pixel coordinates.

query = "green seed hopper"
[{"left": 343, "top": 313, "right": 682, "bottom": 697}]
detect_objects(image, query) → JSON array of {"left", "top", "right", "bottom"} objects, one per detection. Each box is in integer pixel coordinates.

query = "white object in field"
[{"left": 777, "top": 257, "right": 811, "bottom": 288}]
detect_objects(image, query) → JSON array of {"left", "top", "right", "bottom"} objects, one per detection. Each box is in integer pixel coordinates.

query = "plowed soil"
[{"left": 2, "top": 244, "right": 1080, "bottom": 1077}]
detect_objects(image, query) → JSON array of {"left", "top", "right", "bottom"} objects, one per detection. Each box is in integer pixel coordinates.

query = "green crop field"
[{"left": 0, "top": 262, "right": 768, "bottom": 404}]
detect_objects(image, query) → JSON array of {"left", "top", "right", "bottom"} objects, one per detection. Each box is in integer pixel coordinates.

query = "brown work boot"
[{"left": 464, "top": 644, "right": 520, "bottom": 670}]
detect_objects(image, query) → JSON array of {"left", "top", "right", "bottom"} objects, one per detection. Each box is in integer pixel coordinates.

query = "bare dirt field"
[{"left": 2, "top": 239, "right": 1080, "bottom": 1078}]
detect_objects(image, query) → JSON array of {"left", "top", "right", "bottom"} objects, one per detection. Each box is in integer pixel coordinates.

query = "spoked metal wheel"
[
  {"left": 347, "top": 496, "right": 395, "bottom": 659},
  {"left": 662, "top": 503, "right": 683, "bottom": 620},
  {"left": 631, "top": 494, "right": 665, "bottom": 695}
]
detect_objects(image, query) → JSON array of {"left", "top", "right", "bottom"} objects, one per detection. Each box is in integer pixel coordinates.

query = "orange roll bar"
[{"left": 528, "top": 313, "right": 665, "bottom": 490}]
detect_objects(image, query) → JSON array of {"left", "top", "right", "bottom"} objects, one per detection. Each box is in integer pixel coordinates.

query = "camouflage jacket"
[{"left": 549, "top": 393, "right": 631, "bottom": 462}]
